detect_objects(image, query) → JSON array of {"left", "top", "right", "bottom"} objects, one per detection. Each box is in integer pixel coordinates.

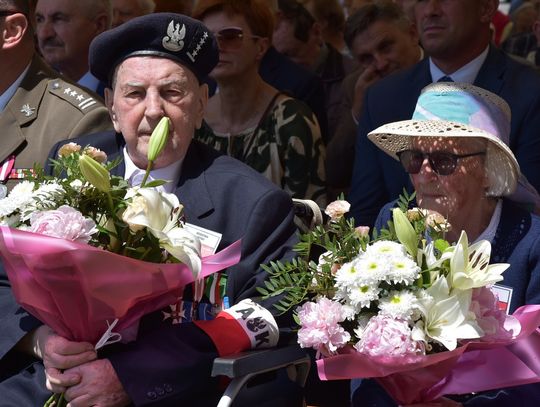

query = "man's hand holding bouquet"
[
  {"left": 259, "top": 194, "right": 540, "bottom": 404},
  {"left": 0, "top": 117, "right": 241, "bottom": 406}
]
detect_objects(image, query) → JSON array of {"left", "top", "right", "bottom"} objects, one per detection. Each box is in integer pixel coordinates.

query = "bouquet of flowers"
[
  {"left": 0, "top": 117, "right": 241, "bottom": 406},
  {"left": 259, "top": 194, "right": 540, "bottom": 404}
]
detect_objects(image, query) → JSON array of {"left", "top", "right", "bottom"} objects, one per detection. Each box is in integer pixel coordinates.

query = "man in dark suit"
[
  {"left": 0, "top": 13, "right": 299, "bottom": 406},
  {"left": 348, "top": 0, "right": 540, "bottom": 228}
]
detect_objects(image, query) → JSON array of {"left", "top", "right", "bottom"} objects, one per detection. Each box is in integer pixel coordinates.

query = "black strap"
[{"left": 241, "top": 92, "right": 283, "bottom": 161}]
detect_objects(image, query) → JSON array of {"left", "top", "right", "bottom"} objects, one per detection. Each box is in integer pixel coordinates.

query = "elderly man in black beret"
[{"left": 0, "top": 13, "right": 300, "bottom": 407}]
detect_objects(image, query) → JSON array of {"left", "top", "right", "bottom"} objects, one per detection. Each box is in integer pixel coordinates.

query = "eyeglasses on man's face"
[
  {"left": 397, "top": 149, "right": 486, "bottom": 176},
  {"left": 214, "top": 27, "right": 262, "bottom": 50}
]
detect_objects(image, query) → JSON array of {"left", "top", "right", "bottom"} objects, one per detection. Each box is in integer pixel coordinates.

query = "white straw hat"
[{"left": 368, "top": 82, "right": 539, "bottom": 205}]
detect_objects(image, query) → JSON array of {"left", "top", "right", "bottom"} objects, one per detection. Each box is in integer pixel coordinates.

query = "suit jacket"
[
  {"left": 0, "top": 132, "right": 298, "bottom": 406},
  {"left": 348, "top": 46, "right": 540, "bottom": 228},
  {"left": 354, "top": 198, "right": 540, "bottom": 406},
  {"left": 0, "top": 55, "right": 113, "bottom": 174}
]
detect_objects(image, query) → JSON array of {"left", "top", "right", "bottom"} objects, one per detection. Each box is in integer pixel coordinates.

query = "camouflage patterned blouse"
[{"left": 195, "top": 95, "right": 327, "bottom": 206}]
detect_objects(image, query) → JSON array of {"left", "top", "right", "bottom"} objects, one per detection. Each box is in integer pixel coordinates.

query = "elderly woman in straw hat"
[{"left": 352, "top": 82, "right": 540, "bottom": 406}]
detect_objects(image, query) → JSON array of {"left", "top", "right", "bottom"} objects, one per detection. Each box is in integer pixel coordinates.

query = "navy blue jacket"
[
  {"left": 348, "top": 47, "right": 540, "bottom": 228},
  {"left": 0, "top": 133, "right": 298, "bottom": 406}
]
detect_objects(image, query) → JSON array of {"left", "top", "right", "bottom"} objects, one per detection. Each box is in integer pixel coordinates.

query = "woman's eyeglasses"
[
  {"left": 214, "top": 27, "right": 262, "bottom": 50},
  {"left": 397, "top": 149, "right": 486, "bottom": 176}
]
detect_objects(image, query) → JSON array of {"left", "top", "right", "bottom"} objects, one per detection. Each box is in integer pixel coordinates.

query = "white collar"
[
  {"left": 474, "top": 199, "right": 502, "bottom": 244},
  {"left": 122, "top": 147, "right": 183, "bottom": 194},
  {"left": 429, "top": 46, "right": 489, "bottom": 83},
  {"left": 77, "top": 71, "right": 100, "bottom": 93},
  {"left": 0, "top": 63, "right": 31, "bottom": 112}
]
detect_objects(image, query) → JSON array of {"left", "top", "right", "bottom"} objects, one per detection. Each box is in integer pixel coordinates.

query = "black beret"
[{"left": 89, "top": 13, "right": 219, "bottom": 84}]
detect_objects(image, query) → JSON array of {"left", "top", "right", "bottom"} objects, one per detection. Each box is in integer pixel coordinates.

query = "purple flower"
[
  {"left": 297, "top": 297, "right": 350, "bottom": 357},
  {"left": 355, "top": 314, "right": 425, "bottom": 357},
  {"left": 30, "top": 205, "right": 97, "bottom": 243}
]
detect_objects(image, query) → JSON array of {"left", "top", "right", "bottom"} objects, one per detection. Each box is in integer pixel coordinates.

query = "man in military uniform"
[{"left": 0, "top": 0, "right": 112, "bottom": 194}]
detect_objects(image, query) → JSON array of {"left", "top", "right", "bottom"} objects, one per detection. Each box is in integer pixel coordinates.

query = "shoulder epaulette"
[{"left": 47, "top": 80, "right": 101, "bottom": 112}]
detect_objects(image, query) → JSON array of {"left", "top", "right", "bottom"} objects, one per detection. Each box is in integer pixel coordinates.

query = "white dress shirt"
[
  {"left": 123, "top": 147, "right": 183, "bottom": 194},
  {"left": 429, "top": 46, "right": 489, "bottom": 83},
  {"left": 0, "top": 64, "right": 30, "bottom": 112}
]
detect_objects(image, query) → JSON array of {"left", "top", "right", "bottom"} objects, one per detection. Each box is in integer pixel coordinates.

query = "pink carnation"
[
  {"left": 470, "top": 287, "right": 516, "bottom": 341},
  {"left": 30, "top": 205, "right": 97, "bottom": 243},
  {"left": 325, "top": 200, "right": 351, "bottom": 220},
  {"left": 297, "top": 297, "right": 350, "bottom": 357},
  {"left": 355, "top": 315, "right": 425, "bottom": 357}
]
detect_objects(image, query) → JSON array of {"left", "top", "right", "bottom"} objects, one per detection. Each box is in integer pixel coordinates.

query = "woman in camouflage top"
[{"left": 193, "top": 0, "right": 327, "bottom": 206}]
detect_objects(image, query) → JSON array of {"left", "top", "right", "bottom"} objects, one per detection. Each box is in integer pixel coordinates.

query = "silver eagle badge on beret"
[{"left": 162, "top": 20, "right": 186, "bottom": 52}]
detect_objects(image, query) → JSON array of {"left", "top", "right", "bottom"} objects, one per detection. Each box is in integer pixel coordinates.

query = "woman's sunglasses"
[
  {"left": 214, "top": 27, "right": 262, "bottom": 50},
  {"left": 397, "top": 149, "right": 486, "bottom": 176}
]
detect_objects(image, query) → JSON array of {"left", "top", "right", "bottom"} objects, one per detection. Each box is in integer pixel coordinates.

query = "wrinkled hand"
[
  {"left": 403, "top": 397, "right": 463, "bottom": 407},
  {"left": 32, "top": 326, "right": 97, "bottom": 393},
  {"left": 352, "top": 65, "right": 381, "bottom": 120},
  {"left": 63, "top": 359, "right": 131, "bottom": 407}
]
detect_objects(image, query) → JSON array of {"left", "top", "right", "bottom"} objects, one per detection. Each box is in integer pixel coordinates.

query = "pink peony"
[
  {"left": 30, "top": 205, "right": 97, "bottom": 243},
  {"left": 355, "top": 314, "right": 425, "bottom": 357},
  {"left": 470, "top": 287, "right": 516, "bottom": 341},
  {"left": 297, "top": 297, "right": 350, "bottom": 357}
]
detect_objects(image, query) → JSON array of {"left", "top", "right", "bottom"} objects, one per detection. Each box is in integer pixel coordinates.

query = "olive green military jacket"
[{"left": 0, "top": 55, "right": 113, "bottom": 174}]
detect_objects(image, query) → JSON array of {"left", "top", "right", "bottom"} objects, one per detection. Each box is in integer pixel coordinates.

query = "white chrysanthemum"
[
  {"left": 0, "top": 181, "right": 36, "bottom": 217},
  {"left": 365, "top": 240, "right": 408, "bottom": 259},
  {"left": 347, "top": 283, "right": 381, "bottom": 309},
  {"left": 385, "top": 256, "right": 421, "bottom": 285},
  {"left": 378, "top": 290, "right": 419, "bottom": 319},
  {"left": 335, "top": 259, "right": 362, "bottom": 286},
  {"left": 354, "top": 256, "right": 388, "bottom": 284}
]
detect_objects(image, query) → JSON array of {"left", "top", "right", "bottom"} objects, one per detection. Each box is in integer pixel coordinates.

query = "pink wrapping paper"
[
  {"left": 0, "top": 226, "right": 241, "bottom": 343},
  {"left": 317, "top": 305, "right": 540, "bottom": 404}
]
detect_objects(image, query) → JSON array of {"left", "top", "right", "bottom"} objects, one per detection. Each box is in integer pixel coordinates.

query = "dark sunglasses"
[
  {"left": 214, "top": 27, "right": 261, "bottom": 50},
  {"left": 397, "top": 149, "right": 486, "bottom": 176}
]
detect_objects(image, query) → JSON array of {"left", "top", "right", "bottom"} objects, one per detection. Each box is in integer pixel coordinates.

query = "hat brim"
[{"left": 368, "top": 119, "right": 520, "bottom": 195}]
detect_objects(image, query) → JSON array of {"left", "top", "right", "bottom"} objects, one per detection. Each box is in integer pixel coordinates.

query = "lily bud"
[
  {"left": 392, "top": 208, "right": 418, "bottom": 258},
  {"left": 79, "top": 154, "right": 111, "bottom": 192},
  {"left": 147, "top": 116, "right": 170, "bottom": 162}
]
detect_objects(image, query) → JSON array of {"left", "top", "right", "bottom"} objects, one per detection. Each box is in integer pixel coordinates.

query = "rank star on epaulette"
[{"left": 20, "top": 103, "right": 35, "bottom": 117}]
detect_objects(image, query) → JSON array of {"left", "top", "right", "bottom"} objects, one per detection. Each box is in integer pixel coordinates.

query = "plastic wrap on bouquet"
[
  {"left": 0, "top": 226, "right": 241, "bottom": 344},
  {"left": 317, "top": 305, "right": 540, "bottom": 405}
]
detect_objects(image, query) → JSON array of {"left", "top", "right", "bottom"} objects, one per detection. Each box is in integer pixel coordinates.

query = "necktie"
[{"left": 438, "top": 75, "right": 454, "bottom": 82}]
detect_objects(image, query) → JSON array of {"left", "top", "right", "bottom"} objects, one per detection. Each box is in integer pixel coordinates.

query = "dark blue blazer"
[
  {"left": 352, "top": 198, "right": 540, "bottom": 406},
  {"left": 348, "top": 46, "right": 540, "bottom": 228},
  {"left": 0, "top": 132, "right": 298, "bottom": 406}
]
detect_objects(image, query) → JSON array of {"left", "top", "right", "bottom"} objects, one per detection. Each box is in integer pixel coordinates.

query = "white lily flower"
[
  {"left": 448, "top": 231, "right": 508, "bottom": 291},
  {"left": 418, "top": 276, "right": 483, "bottom": 350},
  {"left": 122, "top": 188, "right": 201, "bottom": 276}
]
